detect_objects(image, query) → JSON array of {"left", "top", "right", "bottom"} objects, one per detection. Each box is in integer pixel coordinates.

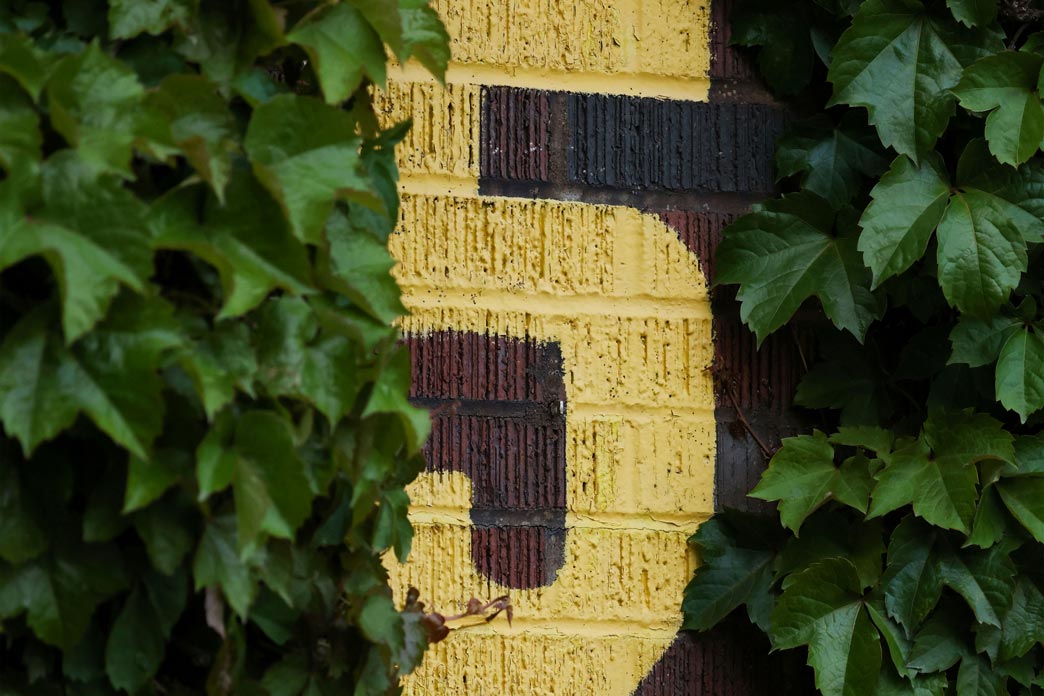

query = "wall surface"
[{"left": 380, "top": 1, "right": 812, "bottom": 693}]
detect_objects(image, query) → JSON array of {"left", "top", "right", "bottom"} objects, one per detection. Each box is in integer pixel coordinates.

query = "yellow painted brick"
[
  {"left": 429, "top": 0, "right": 711, "bottom": 80},
  {"left": 374, "top": 81, "right": 480, "bottom": 179},
  {"left": 402, "top": 631, "right": 676, "bottom": 696}
]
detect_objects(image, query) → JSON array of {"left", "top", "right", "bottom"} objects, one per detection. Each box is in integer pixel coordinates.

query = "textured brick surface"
[
  {"left": 568, "top": 96, "right": 786, "bottom": 193},
  {"left": 480, "top": 86, "right": 553, "bottom": 183}
]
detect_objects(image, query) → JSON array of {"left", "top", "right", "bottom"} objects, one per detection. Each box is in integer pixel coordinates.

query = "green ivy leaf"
[
  {"left": 398, "top": 4, "right": 450, "bottom": 82},
  {"left": 0, "top": 32, "right": 54, "bottom": 99},
  {"left": 907, "top": 610, "right": 965, "bottom": 674},
  {"left": 150, "top": 178, "right": 313, "bottom": 319},
  {"left": 244, "top": 94, "right": 375, "bottom": 245},
  {"left": 133, "top": 496, "right": 196, "bottom": 575},
  {"left": 828, "top": 0, "right": 1001, "bottom": 159},
  {"left": 682, "top": 511, "right": 782, "bottom": 632},
  {"left": 0, "top": 75, "right": 42, "bottom": 180},
  {"left": 771, "top": 558, "right": 881, "bottom": 696},
  {"left": 148, "top": 74, "right": 237, "bottom": 202},
  {"left": 178, "top": 319, "right": 258, "bottom": 421},
  {"left": 857, "top": 154, "right": 951, "bottom": 288},
  {"left": 124, "top": 449, "right": 191, "bottom": 513},
  {"left": 997, "top": 477, "right": 1044, "bottom": 542},
  {"left": 372, "top": 488, "right": 414, "bottom": 562},
  {"left": 938, "top": 543, "right": 1016, "bottom": 627},
  {"left": 997, "top": 577, "right": 1044, "bottom": 662},
  {"left": 232, "top": 411, "right": 313, "bottom": 554},
  {"left": 104, "top": 570, "right": 187, "bottom": 692},
  {"left": 108, "top": 0, "right": 195, "bottom": 39},
  {"left": 0, "top": 453, "right": 48, "bottom": 564},
  {"left": 882, "top": 518, "right": 945, "bottom": 633},
  {"left": 0, "top": 295, "right": 181, "bottom": 458},
  {"left": 193, "top": 514, "right": 257, "bottom": 619},
  {"left": 0, "top": 543, "right": 125, "bottom": 649},
  {"left": 362, "top": 347, "right": 430, "bottom": 455},
  {"left": 830, "top": 426, "right": 896, "bottom": 456},
  {"left": 949, "top": 313, "right": 1021, "bottom": 367},
  {"left": 752, "top": 432, "right": 872, "bottom": 533},
  {"left": 966, "top": 486, "right": 1008, "bottom": 549},
  {"left": 776, "top": 113, "right": 888, "bottom": 209},
  {"left": 321, "top": 209, "right": 407, "bottom": 324},
  {"left": 731, "top": 0, "right": 815, "bottom": 94},
  {"left": 358, "top": 594, "right": 404, "bottom": 653},
  {"left": 777, "top": 514, "right": 885, "bottom": 589},
  {"left": 716, "top": 192, "right": 881, "bottom": 345},
  {"left": 995, "top": 325, "right": 1044, "bottom": 422},
  {"left": 956, "top": 653, "right": 1007, "bottom": 696},
  {"left": 946, "top": 0, "right": 997, "bottom": 26},
  {"left": 173, "top": 1, "right": 285, "bottom": 88},
  {"left": 287, "top": 3, "right": 385, "bottom": 103},
  {"left": 46, "top": 42, "right": 147, "bottom": 176},
  {"left": 953, "top": 51, "right": 1044, "bottom": 166}
]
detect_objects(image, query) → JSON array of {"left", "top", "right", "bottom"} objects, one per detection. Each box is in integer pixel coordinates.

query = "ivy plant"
[
  {"left": 685, "top": 1, "right": 1044, "bottom": 695},
  {"left": 0, "top": 0, "right": 450, "bottom": 693}
]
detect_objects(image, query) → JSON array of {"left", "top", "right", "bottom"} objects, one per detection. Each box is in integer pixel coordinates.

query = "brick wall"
[{"left": 379, "top": 1, "right": 814, "bottom": 693}]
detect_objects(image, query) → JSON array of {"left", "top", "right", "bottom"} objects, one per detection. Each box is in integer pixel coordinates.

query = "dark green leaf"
[
  {"left": 907, "top": 610, "right": 965, "bottom": 673},
  {"left": 995, "top": 325, "right": 1044, "bottom": 422},
  {"left": 828, "top": 0, "right": 1001, "bottom": 158},
  {"left": 179, "top": 320, "right": 257, "bottom": 420},
  {"left": 947, "top": 0, "right": 997, "bottom": 26},
  {"left": 776, "top": 113, "right": 888, "bottom": 208},
  {"left": 358, "top": 594, "right": 404, "bottom": 652},
  {"left": 717, "top": 192, "right": 881, "bottom": 344},
  {"left": 362, "top": 347, "right": 430, "bottom": 455},
  {"left": 124, "top": 449, "right": 189, "bottom": 512},
  {"left": 682, "top": 511, "right": 782, "bottom": 632},
  {"left": 771, "top": 559, "right": 881, "bottom": 696},
  {"left": 322, "top": 209, "right": 407, "bottom": 324},
  {"left": 998, "top": 477, "right": 1044, "bottom": 543},
  {"left": 104, "top": 570, "right": 187, "bottom": 692},
  {"left": 957, "top": 653, "right": 1007, "bottom": 696},
  {"left": 0, "top": 544, "right": 125, "bottom": 649},
  {"left": 949, "top": 313, "right": 1021, "bottom": 367},
  {"left": 196, "top": 412, "right": 237, "bottom": 500},
  {"left": 0, "top": 453, "right": 47, "bottom": 564},
  {"left": 731, "top": 0, "right": 815, "bottom": 94},
  {"left": 0, "top": 32, "right": 54, "bottom": 99},
  {"left": 967, "top": 485, "right": 1008, "bottom": 548},
  {"left": 937, "top": 543, "right": 1016, "bottom": 627},
  {"left": 954, "top": 51, "right": 1044, "bottom": 166},
  {"left": 133, "top": 496, "right": 196, "bottom": 575},
  {"left": 882, "top": 518, "right": 944, "bottom": 633},
  {"left": 193, "top": 514, "right": 257, "bottom": 618}
]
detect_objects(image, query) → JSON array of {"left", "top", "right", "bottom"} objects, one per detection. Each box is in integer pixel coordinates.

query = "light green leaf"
[
  {"left": 0, "top": 544, "right": 125, "bottom": 649},
  {"left": 882, "top": 518, "right": 944, "bottom": 632},
  {"left": 148, "top": 74, "right": 237, "bottom": 201},
  {"left": 348, "top": 0, "right": 403, "bottom": 55},
  {"left": 870, "top": 438, "right": 979, "bottom": 532},
  {"left": 828, "top": 0, "right": 1001, "bottom": 158},
  {"left": 998, "top": 478, "right": 1044, "bottom": 543},
  {"left": 771, "top": 558, "right": 881, "bottom": 696},
  {"left": 752, "top": 432, "right": 862, "bottom": 533},
  {"left": 0, "top": 75, "right": 42, "bottom": 179},
  {"left": 46, "top": 42, "right": 146, "bottom": 176},
  {"left": 196, "top": 413, "right": 237, "bottom": 500},
  {"left": 947, "top": 0, "right": 997, "bottom": 26},
  {"left": 108, "top": 0, "right": 196, "bottom": 39},
  {"left": 682, "top": 512, "right": 781, "bottom": 632},
  {"left": 322, "top": 209, "right": 407, "bottom": 324},
  {"left": 830, "top": 426, "right": 895, "bottom": 456},
  {"left": 949, "top": 313, "right": 1021, "bottom": 367},
  {"left": 104, "top": 570, "right": 187, "bottom": 692},
  {"left": 362, "top": 347, "right": 430, "bottom": 455},
  {"left": 995, "top": 325, "right": 1044, "bottom": 422},
  {"left": 776, "top": 113, "right": 888, "bottom": 209},
  {"left": 937, "top": 188, "right": 1033, "bottom": 317},
  {"left": 150, "top": 178, "right": 313, "bottom": 319},
  {"left": 193, "top": 514, "right": 257, "bottom": 618},
  {"left": 967, "top": 486, "right": 1007, "bottom": 549},
  {"left": 716, "top": 192, "right": 881, "bottom": 345},
  {"left": 287, "top": 3, "right": 385, "bottom": 103},
  {"left": 954, "top": 51, "right": 1044, "bottom": 166},
  {"left": 358, "top": 594, "right": 404, "bottom": 652},
  {"left": 244, "top": 94, "right": 375, "bottom": 244},
  {"left": 857, "top": 153, "right": 950, "bottom": 288},
  {"left": 399, "top": 5, "right": 450, "bottom": 82},
  {"left": 0, "top": 296, "right": 181, "bottom": 458}
]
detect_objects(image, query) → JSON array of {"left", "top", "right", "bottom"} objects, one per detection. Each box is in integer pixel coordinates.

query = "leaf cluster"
[
  {"left": 0, "top": 1, "right": 448, "bottom": 694},
  {"left": 686, "top": 0, "right": 1044, "bottom": 694}
]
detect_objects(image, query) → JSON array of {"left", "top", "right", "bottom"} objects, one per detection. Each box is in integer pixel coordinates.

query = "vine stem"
[{"left": 725, "top": 383, "right": 773, "bottom": 460}]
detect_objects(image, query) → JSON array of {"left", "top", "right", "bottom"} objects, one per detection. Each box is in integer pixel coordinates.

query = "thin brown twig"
[{"left": 725, "top": 383, "right": 773, "bottom": 460}]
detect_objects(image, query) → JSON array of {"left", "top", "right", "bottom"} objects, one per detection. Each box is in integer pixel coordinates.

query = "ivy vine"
[
  {"left": 0, "top": 0, "right": 449, "bottom": 693},
  {"left": 684, "top": 1, "right": 1044, "bottom": 695}
]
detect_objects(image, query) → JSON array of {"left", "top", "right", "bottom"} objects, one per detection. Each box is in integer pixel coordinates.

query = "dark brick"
[
  {"left": 709, "top": 0, "right": 758, "bottom": 83},
  {"left": 567, "top": 96, "right": 786, "bottom": 193},
  {"left": 406, "top": 332, "right": 567, "bottom": 589},
  {"left": 632, "top": 616, "right": 815, "bottom": 696},
  {"left": 479, "top": 86, "right": 553, "bottom": 183}
]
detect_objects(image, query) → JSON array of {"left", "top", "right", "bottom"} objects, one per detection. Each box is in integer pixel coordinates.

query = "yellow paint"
[{"left": 379, "top": 0, "right": 716, "bottom": 692}]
